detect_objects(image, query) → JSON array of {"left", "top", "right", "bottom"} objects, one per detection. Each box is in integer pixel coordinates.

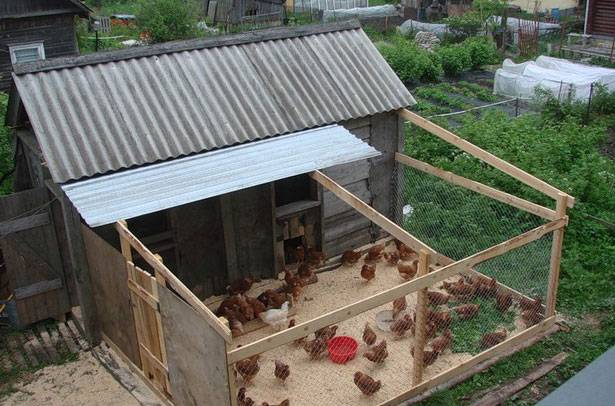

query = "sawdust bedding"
[{"left": 208, "top": 242, "right": 528, "bottom": 406}]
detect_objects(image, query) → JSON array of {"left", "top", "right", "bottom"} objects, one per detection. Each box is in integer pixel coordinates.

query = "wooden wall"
[
  {"left": 322, "top": 111, "right": 404, "bottom": 257},
  {"left": 158, "top": 284, "right": 231, "bottom": 406},
  {"left": 82, "top": 225, "right": 141, "bottom": 367},
  {"left": 0, "top": 14, "right": 79, "bottom": 91}
]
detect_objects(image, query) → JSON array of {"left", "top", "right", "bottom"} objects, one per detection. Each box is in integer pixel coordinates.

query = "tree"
[{"left": 137, "top": 0, "right": 199, "bottom": 43}]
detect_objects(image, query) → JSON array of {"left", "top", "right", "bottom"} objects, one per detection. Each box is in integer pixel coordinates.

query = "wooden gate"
[
  {"left": 118, "top": 222, "right": 171, "bottom": 398},
  {"left": 0, "top": 187, "right": 70, "bottom": 326}
]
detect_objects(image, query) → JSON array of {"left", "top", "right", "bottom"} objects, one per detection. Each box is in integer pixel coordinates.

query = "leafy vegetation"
[
  {"left": 137, "top": 0, "right": 200, "bottom": 43},
  {"left": 0, "top": 92, "right": 13, "bottom": 195},
  {"left": 437, "top": 44, "right": 472, "bottom": 77},
  {"left": 377, "top": 35, "right": 442, "bottom": 83},
  {"left": 407, "top": 85, "right": 615, "bottom": 404}
]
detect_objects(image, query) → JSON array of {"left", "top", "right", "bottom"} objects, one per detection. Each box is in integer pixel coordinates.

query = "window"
[{"left": 9, "top": 43, "right": 45, "bottom": 65}]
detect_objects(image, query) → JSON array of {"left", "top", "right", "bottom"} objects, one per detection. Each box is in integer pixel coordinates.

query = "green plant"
[
  {"left": 377, "top": 35, "right": 443, "bottom": 83},
  {"left": 462, "top": 36, "right": 500, "bottom": 69},
  {"left": 137, "top": 0, "right": 199, "bottom": 43},
  {"left": 443, "top": 12, "right": 484, "bottom": 42},
  {"left": 0, "top": 92, "right": 13, "bottom": 195},
  {"left": 437, "top": 45, "right": 471, "bottom": 77}
]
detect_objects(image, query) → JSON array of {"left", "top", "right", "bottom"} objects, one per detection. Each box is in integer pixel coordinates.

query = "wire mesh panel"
[{"left": 392, "top": 164, "right": 547, "bottom": 261}]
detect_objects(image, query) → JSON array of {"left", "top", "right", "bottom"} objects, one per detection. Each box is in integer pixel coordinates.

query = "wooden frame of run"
[{"left": 106, "top": 111, "right": 571, "bottom": 405}]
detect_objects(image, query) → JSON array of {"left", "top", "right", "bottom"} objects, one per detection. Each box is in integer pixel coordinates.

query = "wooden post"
[
  {"left": 53, "top": 184, "right": 101, "bottom": 345},
  {"left": 412, "top": 250, "right": 430, "bottom": 386},
  {"left": 546, "top": 193, "right": 568, "bottom": 317}
]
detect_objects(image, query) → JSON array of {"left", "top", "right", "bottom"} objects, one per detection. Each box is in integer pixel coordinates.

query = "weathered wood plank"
[
  {"left": 67, "top": 319, "right": 89, "bottom": 351},
  {"left": 0, "top": 212, "right": 49, "bottom": 237},
  {"left": 13, "top": 278, "right": 62, "bottom": 300},
  {"left": 37, "top": 325, "right": 60, "bottom": 362},
  {"left": 58, "top": 322, "right": 80, "bottom": 354},
  {"left": 159, "top": 285, "right": 231, "bottom": 406}
]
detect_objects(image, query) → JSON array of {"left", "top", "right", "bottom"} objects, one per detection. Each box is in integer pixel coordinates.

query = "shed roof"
[
  {"left": 62, "top": 124, "right": 380, "bottom": 227},
  {"left": 13, "top": 21, "right": 415, "bottom": 184},
  {"left": 0, "top": 0, "right": 91, "bottom": 19}
]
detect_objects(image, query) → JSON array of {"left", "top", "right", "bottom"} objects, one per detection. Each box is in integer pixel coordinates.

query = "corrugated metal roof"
[
  {"left": 62, "top": 125, "right": 380, "bottom": 227},
  {"left": 14, "top": 22, "right": 414, "bottom": 183}
]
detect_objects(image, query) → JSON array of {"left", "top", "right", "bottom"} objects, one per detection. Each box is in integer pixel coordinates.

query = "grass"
[
  {"left": 407, "top": 86, "right": 615, "bottom": 404},
  {"left": 0, "top": 92, "right": 12, "bottom": 195}
]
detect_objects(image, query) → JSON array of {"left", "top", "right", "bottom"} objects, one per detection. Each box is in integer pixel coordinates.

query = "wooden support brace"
[
  {"left": 395, "top": 153, "right": 558, "bottom": 221},
  {"left": 115, "top": 220, "right": 232, "bottom": 342},
  {"left": 413, "top": 250, "right": 430, "bottom": 386},
  {"left": 310, "top": 170, "right": 447, "bottom": 265},
  {"left": 546, "top": 193, "right": 568, "bottom": 316},
  {"left": 398, "top": 109, "right": 574, "bottom": 208}
]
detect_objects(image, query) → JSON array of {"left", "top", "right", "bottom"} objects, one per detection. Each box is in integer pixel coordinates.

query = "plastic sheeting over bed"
[{"left": 494, "top": 56, "right": 615, "bottom": 102}]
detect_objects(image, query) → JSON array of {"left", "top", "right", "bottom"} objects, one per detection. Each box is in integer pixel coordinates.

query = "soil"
[
  {"left": 215, "top": 242, "right": 528, "bottom": 406},
  {"left": 1, "top": 352, "right": 139, "bottom": 406}
]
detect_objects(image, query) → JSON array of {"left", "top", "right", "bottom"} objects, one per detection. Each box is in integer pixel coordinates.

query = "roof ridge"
[{"left": 13, "top": 20, "right": 362, "bottom": 76}]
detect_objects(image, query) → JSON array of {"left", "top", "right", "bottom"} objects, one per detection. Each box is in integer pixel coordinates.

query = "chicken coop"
[{"left": 3, "top": 21, "right": 572, "bottom": 406}]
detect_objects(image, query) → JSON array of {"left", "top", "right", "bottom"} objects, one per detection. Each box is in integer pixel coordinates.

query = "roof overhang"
[{"left": 62, "top": 125, "right": 380, "bottom": 227}]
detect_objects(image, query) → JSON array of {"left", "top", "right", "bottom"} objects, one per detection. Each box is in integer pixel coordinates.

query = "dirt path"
[{"left": 1, "top": 351, "right": 139, "bottom": 406}]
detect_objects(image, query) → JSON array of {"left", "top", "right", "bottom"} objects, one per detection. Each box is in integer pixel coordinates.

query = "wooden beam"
[
  {"left": 378, "top": 316, "right": 557, "bottom": 406},
  {"left": 310, "top": 170, "right": 447, "bottom": 265},
  {"left": 139, "top": 343, "right": 168, "bottom": 374},
  {"left": 114, "top": 221, "right": 232, "bottom": 343},
  {"left": 227, "top": 219, "right": 564, "bottom": 364},
  {"left": 49, "top": 183, "right": 100, "bottom": 345},
  {"left": 546, "top": 193, "right": 568, "bottom": 316},
  {"left": 395, "top": 153, "right": 558, "bottom": 221},
  {"left": 13, "top": 278, "right": 62, "bottom": 300},
  {"left": 0, "top": 212, "right": 49, "bottom": 236},
  {"left": 413, "top": 250, "right": 430, "bottom": 385},
  {"left": 127, "top": 279, "right": 159, "bottom": 310},
  {"left": 398, "top": 109, "right": 574, "bottom": 208}
]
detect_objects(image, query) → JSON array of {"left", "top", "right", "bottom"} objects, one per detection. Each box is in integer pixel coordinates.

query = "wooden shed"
[
  {"left": 0, "top": 0, "right": 91, "bottom": 92},
  {"left": 3, "top": 21, "right": 572, "bottom": 406}
]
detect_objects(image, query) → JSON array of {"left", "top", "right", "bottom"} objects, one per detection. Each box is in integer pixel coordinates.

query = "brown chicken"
[
  {"left": 475, "top": 277, "right": 498, "bottom": 298},
  {"left": 398, "top": 261, "right": 418, "bottom": 280},
  {"left": 353, "top": 372, "right": 382, "bottom": 396},
  {"left": 274, "top": 360, "right": 290, "bottom": 383},
  {"left": 246, "top": 296, "right": 267, "bottom": 318},
  {"left": 261, "top": 401, "right": 289, "bottom": 406},
  {"left": 383, "top": 251, "right": 400, "bottom": 266},
  {"left": 361, "top": 264, "right": 376, "bottom": 282},
  {"left": 430, "top": 329, "right": 453, "bottom": 353},
  {"left": 236, "top": 355, "right": 260, "bottom": 383},
  {"left": 522, "top": 309, "right": 543, "bottom": 327},
  {"left": 390, "top": 314, "right": 414, "bottom": 337},
  {"left": 442, "top": 279, "right": 477, "bottom": 297},
  {"left": 362, "top": 323, "right": 377, "bottom": 346},
  {"left": 258, "top": 289, "right": 287, "bottom": 309},
  {"left": 227, "top": 276, "right": 254, "bottom": 295},
  {"left": 413, "top": 321, "right": 438, "bottom": 339},
  {"left": 303, "top": 337, "right": 327, "bottom": 359},
  {"left": 341, "top": 250, "right": 362, "bottom": 266},
  {"left": 392, "top": 296, "right": 407, "bottom": 319},
  {"left": 230, "top": 319, "right": 244, "bottom": 337},
  {"left": 427, "top": 309, "right": 452, "bottom": 329},
  {"left": 238, "top": 387, "right": 255, "bottom": 406},
  {"left": 480, "top": 330, "right": 507, "bottom": 349},
  {"left": 295, "top": 246, "right": 305, "bottom": 263},
  {"left": 411, "top": 347, "right": 440, "bottom": 367},
  {"left": 454, "top": 304, "right": 480, "bottom": 320},
  {"left": 427, "top": 291, "right": 450, "bottom": 306},
  {"left": 284, "top": 270, "right": 302, "bottom": 288},
  {"left": 363, "top": 339, "right": 388, "bottom": 363},
  {"left": 315, "top": 325, "right": 338, "bottom": 341},
  {"left": 307, "top": 246, "right": 326, "bottom": 266},
  {"left": 365, "top": 244, "right": 385, "bottom": 261},
  {"left": 495, "top": 291, "right": 513, "bottom": 313},
  {"left": 519, "top": 297, "right": 542, "bottom": 312}
]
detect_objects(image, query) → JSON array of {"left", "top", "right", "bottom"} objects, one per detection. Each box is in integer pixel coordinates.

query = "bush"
[
  {"left": 437, "top": 45, "right": 471, "bottom": 77},
  {"left": 377, "top": 36, "right": 443, "bottom": 83},
  {"left": 0, "top": 93, "right": 13, "bottom": 195},
  {"left": 137, "top": 0, "right": 198, "bottom": 43},
  {"left": 443, "top": 12, "right": 483, "bottom": 42},
  {"left": 462, "top": 36, "right": 500, "bottom": 69}
]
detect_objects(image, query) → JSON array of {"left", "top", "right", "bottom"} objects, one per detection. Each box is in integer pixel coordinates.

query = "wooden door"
[{"left": 0, "top": 187, "right": 70, "bottom": 327}]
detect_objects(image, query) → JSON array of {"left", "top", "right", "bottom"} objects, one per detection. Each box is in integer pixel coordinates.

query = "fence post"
[
  {"left": 546, "top": 193, "right": 568, "bottom": 317},
  {"left": 412, "top": 250, "right": 430, "bottom": 386}
]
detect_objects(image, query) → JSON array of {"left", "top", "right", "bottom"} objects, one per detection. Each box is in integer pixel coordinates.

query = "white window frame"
[{"left": 9, "top": 42, "right": 46, "bottom": 65}]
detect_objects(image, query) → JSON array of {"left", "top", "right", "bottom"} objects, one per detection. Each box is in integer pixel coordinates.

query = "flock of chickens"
[{"left": 227, "top": 239, "right": 544, "bottom": 404}]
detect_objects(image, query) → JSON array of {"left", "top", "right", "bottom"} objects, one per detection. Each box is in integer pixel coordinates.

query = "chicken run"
[{"left": 104, "top": 109, "right": 572, "bottom": 406}]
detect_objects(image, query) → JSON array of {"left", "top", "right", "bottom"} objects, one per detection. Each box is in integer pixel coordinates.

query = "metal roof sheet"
[
  {"left": 62, "top": 125, "right": 380, "bottom": 227},
  {"left": 14, "top": 23, "right": 414, "bottom": 183}
]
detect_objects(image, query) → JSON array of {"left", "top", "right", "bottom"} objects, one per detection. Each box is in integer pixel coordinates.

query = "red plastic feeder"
[{"left": 327, "top": 336, "right": 359, "bottom": 364}]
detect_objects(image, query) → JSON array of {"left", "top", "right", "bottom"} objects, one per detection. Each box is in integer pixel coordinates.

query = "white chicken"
[{"left": 259, "top": 301, "right": 290, "bottom": 331}]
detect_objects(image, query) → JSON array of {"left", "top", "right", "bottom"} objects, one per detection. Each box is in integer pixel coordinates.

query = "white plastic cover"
[{"left": 494, "top": 56, "right": 615, "bottom": 102}]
